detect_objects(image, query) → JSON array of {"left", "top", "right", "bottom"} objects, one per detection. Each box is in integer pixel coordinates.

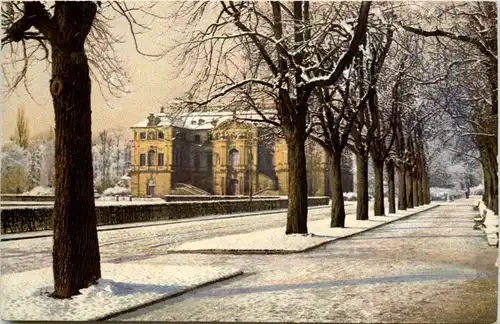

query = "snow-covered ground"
[
  {"left": 476, "top": 199, "right": 498, "bottom": 246},
  {"left": 1, "top": 205, "right": 337, "bottom": 275},
  {"left": 1, "top": 263, "right": 242, "bottom": 321},
  {"left": 101, "top": 186, "right": 131, "bottom": 196},
  {"left": 170, "top": 205, "right": 435, "bottom": 253},
  {"left": 22, "top": 186, "right": 54, "bottom": 196},
  {"left": 112, "top": 201, "right": 497, "bottom": 323}
]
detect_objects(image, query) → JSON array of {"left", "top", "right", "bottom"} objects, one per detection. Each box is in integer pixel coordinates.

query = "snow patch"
[
  {"left": 23, "top": 186, "right": 54, "bottom": 196},
  {"left": 102, "top": 186, "right": 131, "bottom": 196},
  {"left": 1, "top": 263, "right": 242, "bottom": 321},
  {"left": 169, "top": 205, "right": 436, "bottom": 253}
]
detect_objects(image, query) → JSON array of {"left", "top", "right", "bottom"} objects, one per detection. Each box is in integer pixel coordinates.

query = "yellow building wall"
[
  {"left": 274, "top": 138, "right": 289, "bottom": 195},
  {"left": 129, "top": 118, "right": 328, "bottom": 197},
  {"left": 211, "top": 122, "right": 258, "bottom": 195},
  {"left": 130, "top": 127, "right": 173, "bottom": 196}
]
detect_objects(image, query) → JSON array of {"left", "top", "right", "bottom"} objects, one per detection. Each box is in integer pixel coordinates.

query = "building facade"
[{"left": 130, "top": 108, "right": 352, "bottom": 197}]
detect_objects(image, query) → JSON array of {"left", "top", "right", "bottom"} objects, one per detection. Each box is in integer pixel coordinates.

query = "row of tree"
[
  {"left": 1, "top": 1, "right": 494, "bottom": 299},
  {"left": 172, "top": 1, "right": 494, "bottom": 234}
]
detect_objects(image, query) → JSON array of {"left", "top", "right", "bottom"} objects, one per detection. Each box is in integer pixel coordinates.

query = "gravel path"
[
  {"left": 1, "top": 204, "right": 352, "bottom": 274},
  {"left": 112, "top": 200, "right": 498, "bottom": 323}
]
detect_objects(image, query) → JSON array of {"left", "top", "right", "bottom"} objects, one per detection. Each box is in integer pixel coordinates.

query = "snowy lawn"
[
  {"left": 1, "top": 263, "right": 242, "bottom": 321},
  {"left": 169, "top": 204, "right": 438, "bottom": 254}
]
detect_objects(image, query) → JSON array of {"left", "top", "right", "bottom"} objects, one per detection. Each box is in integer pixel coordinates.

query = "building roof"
[{"left": 132, "top": 109, "right": 276, "bottom": 130}]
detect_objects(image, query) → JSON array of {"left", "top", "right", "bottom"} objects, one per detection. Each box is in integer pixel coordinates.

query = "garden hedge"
[{"left": 1, "top": 197, "right": 329, "bottom": 234}]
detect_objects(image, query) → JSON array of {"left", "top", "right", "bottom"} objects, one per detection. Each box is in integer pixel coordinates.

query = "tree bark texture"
[
  {"left": 412, "top": 169, "right": 419, "bottom": 207},
  {"left": 397, "top": 166, "right": 407, "bottom": 210},
  {"left": 285, "top": 137, "right": 308, "bottom": 234},
  {"left": 372, "top": 157, "right": 385, "bottom": 216},
  {"left": 50, "top": 3, "right": 101, "bottom": 298},
  {"left": 356, "top": 154, "right": 369, "bottom": 220},
  {"left": 329, "top": 153, "right": 346, "bottom": 227},
  {"left": 405, "top": 165, "right": 414, "bottom": 209},
  {"left": 415, "top": 171, "right": 422, "bottom": 206},
  {"left": 387, "top": 160, "right": 396, "bottom": 214}
]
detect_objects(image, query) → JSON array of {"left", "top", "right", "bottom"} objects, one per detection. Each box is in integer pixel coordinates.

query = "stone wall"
[{"left": 1, "top": 197, "right": 329, "bottom": 234}]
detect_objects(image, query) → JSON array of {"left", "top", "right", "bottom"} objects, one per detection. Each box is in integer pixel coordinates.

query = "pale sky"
[
  {"left": 1, "top": 2, "right": 204, "bottom": 144},
  {"left": 1, "top": 1, "right": 444, "bottom": 144}
]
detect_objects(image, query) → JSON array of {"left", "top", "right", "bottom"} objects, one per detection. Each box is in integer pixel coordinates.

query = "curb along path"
[{"left": 167, "top": 204, "right": 440, "bottom": 254}]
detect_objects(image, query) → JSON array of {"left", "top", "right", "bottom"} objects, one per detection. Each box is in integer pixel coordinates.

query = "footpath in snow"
[
  {"left": 169, "top": 204, "right": 439, "bottom": 254},
  {"left": 1, "top": 263, "right": 242, "bottom": 321}
]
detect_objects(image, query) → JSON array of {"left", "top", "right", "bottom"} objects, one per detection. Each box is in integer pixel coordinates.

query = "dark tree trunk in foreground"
[
  {"left": 2, "top": 2, "right": 102, "bottom": 298},
  {"left": 329, "top": 153, "right": 346, "bottom": 227},
  {"left": 372, "top": 158, "right": 385, "bottom": 216},
  {"left": 356, "top": 154, "right": 369, "bottom": 220},
  {"left": 387, "top": 160, "right": 396, "bottom": 213},
  {"left": 50, "top": 3, "right": 101, "bottom": 298},
  {"left": 285, "top": 136, "right": 308, "bottom": 234},
  {"left": 397, "top": 166, "right": 407, "bottom": 210}
]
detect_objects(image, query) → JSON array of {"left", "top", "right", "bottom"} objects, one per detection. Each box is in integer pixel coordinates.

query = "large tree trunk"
[
  {"left": 416, "top": 170, "right": 422, "bottom": 206},
  {"left": 478, "top": 136, "right": 498, "bottom": 214},
  {"left": 424, "top": 165, "right": 431, "bottom": 204},
  {"left": 285, "top": 136, "right": 308, "bottom": 234},
  {"left": 397, "top": 165, "right": 407, "bottom": 210},
  {"left": 482, "top": 163, "right": 491, "bottom": 206},
  {"left": 329, "top": 152, "right": 346, "bottom": 227},
  {"left": 405, "top": 165, "right": 414, "bottom": 209},
  {"left": 51, "top": 17, "right": 101, "bottom": 298},
  {"left": 418, "top": 163, "right": 425, "bottom": 205},
  {"left": 412, "top": 169, "right": 419, "bottom": 207},
  {"left": 372, "top": 157, "right": 385, "bottom": 216},
  {"left": 387, "top": 160, "right": 396, "bottom": 214},
  {"left": 355, "top": 154, "right": 369, "bottom": 220}
]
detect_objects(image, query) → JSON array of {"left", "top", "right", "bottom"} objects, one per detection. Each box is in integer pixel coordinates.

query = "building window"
[
  {"left": 148, "top": 149, "right": 155, "bottom": 166},
  {"left": 158, "top": 131, "right": 164, "bottom": 139},
  {"left": 140, "top": 132, "right": 146, "bottom": 140},
  {"left": 140, "top": 154, "right": 146, "bottom": 166},
  {"left": 229, "top": 149, "right": 239, "bottom": 167},
  {"left": 147, "top": 131, "right": 157, "bottom": 140},
  {"left": 194, "top": 134, "right": 201, "bottom": 143},
  {"left": 158, "top": 153, "right": 164, "bottom": 167}
]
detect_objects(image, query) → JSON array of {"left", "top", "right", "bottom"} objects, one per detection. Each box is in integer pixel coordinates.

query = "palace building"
[{"left": 130, "top": 107, "right": 353, "bottom": 197}]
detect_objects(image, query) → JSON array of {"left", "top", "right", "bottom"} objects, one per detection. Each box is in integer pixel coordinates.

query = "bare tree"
[
  {"left": 1, "top": 1, "right": 166, "bottom": 298},
  {"left": 401, "top": 1, "right": 497, "bottom": 212},
  {"left": 346, "top": 25, "right": 393, "bottom": 220},
  {"left": 173, "top": 1, "right": 371, "bottom": 234}
]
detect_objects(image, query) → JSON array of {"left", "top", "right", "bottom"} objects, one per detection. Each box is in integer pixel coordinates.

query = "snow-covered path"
[
  {"left": 112, "top": 200, "right": 498, "bottom": 323},
  {"left": 1, "top": 204, "right": 353, "bottom": 274}
]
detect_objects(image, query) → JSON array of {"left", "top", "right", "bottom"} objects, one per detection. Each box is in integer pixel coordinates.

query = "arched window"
[
  {"left": 148, "top": 149, "right": 155, "bottom": 166},
  {"left": 158, "top": 131, "right": 164, "bottom": 139},
  {"left": 228, "top": 149, "right": 239, "bottom": 167}
]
